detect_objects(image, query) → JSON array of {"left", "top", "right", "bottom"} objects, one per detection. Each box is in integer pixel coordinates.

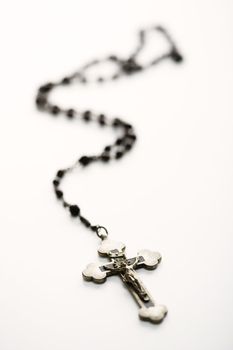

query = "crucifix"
[{"left": 82, "top": 231, "right": 167, "bottom": 324}]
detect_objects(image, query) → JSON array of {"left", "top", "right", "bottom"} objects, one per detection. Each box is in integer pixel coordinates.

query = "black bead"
[
  {"left": 57, "top": 170, "right": 65, "bottom": 178},
  {"left": 53, "top": 179, "right": 60, "bottom": 187},
  {"left": 66, "top": 109, "right": 75, "bottom": 118},
  {"left": 125, "top": 142, "right": 133, "bottom": 150},
  {"left": 83, "top": 111, "right": 91, "bottom": 121},
  {"left": 61, "top": 77, "right": 71, "bottom": 85},
  {"left": 91, "top": 225, "right": 99, "bottom": 232},
  {"left": 171, "top": 49, "right": 183, "bottom": 63},
  {"left": 126, "top": 134, "right": 136, "bottom": 141},
  {"left": 123, "top": 122, "right": 133, "bottom": 131},
  {"left": 101, "top": 154, "right": 110, "bottom": 162},
  {"left": 36, "top": 94, "right": 47, "bottom": 108},
  {"left": 112, "top": 118, "right": 121, "bottom": 127},
  {"left": 121, "top": 58, "right": 142, "bottom": 74},
  {"left": 115, "top": 151, "right": 123, "bottom": 159},
  {"left": 115, "top": 138, "right": 123, "bottom": 146},
  {"left": 98, "top": 114, "right": 106, "bottom": 126},
  {"left": 79, "top": 156, "right": 93, "bottom": 166},
  {"left": 51, "top": 105, "right": 60, "bottom": 115},
  {"left": 112, "top": 118, "right": 124, "bottom": 127},
  {"left": 80, "top": 216, "right": 91, "bottom": 227},
  {"left": 98, "top": 77, "right": 104, "bottom": 83},
  {"left": 69, "top": 205, "right": 80, "bottom": 217},
  {"left": 55, "top": 190, "right": 63, "bottom": 199},
  {"left": 104, "top": 145, "right": 111, "bottom": 152},
  {"left": 39, "top": 83, "right": 54, "bottom": 93}
]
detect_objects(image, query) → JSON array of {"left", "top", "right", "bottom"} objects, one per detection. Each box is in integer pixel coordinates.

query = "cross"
[{"left": 82, "top": 237, "right": 167, "bottom": 324}]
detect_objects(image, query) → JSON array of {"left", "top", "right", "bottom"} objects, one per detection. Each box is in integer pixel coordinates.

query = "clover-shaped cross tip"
[
  {"left": 82, "top": 263, "right": 107, "bottom": 283},
  {"left": 139, "top": 305, "right": 167, "bottom": 324},
  {"left": 138, "top": 249, "right": 162, "bottom": 269},
  {"left": 98, "top": 238, "right": 125, "bottom": 256}
]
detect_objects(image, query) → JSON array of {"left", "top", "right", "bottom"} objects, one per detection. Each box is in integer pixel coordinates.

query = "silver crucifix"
[{"left": 82, "top": 227, "right": 167, "bottom": 324}]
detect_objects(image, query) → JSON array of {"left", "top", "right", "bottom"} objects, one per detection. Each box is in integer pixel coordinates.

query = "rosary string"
[{"left": 35, "top": 25, "right": 183, "bottom": 236}]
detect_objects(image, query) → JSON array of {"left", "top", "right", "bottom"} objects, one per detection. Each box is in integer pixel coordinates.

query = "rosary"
[{"left": 36, "top": 25, "right": 183, "bottom": 324}]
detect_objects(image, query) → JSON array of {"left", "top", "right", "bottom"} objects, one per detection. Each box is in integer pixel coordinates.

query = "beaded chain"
[{"left": 35, "top": 25, "right": 183, "bottom": 235}]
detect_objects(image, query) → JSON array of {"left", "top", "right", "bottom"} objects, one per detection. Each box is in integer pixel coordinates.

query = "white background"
[{"left": 0, "top": 0, "right": 233, "bottom": 349}]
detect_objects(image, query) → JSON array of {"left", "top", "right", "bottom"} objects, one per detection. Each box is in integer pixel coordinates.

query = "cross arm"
[
  {"left": 134, "top": 250, "right": 162, "bottom": 270},
  {"left": 82, "top": 261, "right": 121, "bottom": 283}
]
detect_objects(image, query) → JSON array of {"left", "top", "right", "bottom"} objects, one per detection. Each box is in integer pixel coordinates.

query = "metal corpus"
[{"left": 82, "top": 238, "right": 167, "bottom": 324}]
